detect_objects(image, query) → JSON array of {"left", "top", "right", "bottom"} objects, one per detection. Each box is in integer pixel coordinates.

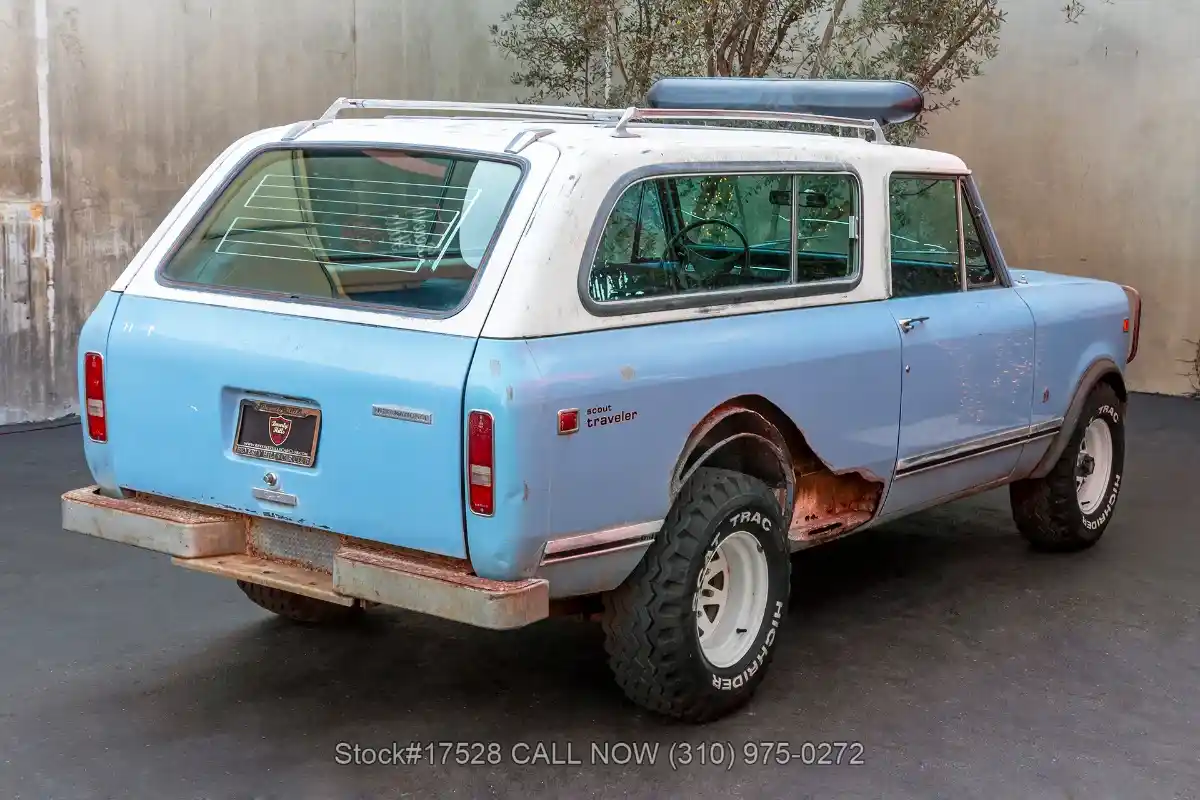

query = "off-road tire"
[
  {"left": 237, "top": 580, "right": 363, "bottom": 625},
  {"left": 601, "top": 467, "right": 791, "bottom": 723},
  {"left": 1010, "top": 382, "right": 1126, "bottom": 552}
]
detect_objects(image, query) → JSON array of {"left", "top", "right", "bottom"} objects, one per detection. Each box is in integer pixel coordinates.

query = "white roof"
[
  {"left": 292, "top": 116, "right": 970, "bottom": 174},
  {"left": 115, "top": 113, "right": 971, "bottom": 340}
]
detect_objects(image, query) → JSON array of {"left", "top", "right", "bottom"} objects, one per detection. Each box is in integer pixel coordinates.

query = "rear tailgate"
[
  {"left": 104, "top": 294, "right": 475, "bottom": 558},
  {"left": 89, "top": 140, "right": 546, "bottom": 559}
]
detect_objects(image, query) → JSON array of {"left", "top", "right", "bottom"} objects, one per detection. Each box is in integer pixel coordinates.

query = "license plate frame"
[{"left": 232, "top": 400, "right": 322, "bottom": 468}]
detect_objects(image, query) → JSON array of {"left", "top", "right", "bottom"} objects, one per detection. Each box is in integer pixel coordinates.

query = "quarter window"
[
  {"left": 588, "top": 172, "right": 859, "bottom": 304},
  {"left": 889, "top": 176, "right": 962, "bottom": 298}
]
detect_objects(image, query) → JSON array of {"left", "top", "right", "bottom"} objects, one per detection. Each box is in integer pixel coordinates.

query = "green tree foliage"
[{"left": 491, "top": 1, "right": 1090, "bottom": 144}]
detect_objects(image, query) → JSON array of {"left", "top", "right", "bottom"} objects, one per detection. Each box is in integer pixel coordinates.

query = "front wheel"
[
  {"left": 1010, "top": 382, "right": 1126, "bottom": 552},
  {"left": 601, "top": 467, "right": 791, "bottom": 723}
]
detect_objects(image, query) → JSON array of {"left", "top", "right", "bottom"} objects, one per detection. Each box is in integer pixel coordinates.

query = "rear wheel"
[
  {"left": 1010, "top": 382, "right": 1126, "bottom": 552},
  {"left": 237, "top": 580, "right": 363, "bottom": 626},
  {"left": 601, "top": 467, "right": 791, "bottom": 723}
]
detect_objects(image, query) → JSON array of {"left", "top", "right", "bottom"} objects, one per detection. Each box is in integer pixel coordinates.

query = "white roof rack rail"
[{"left": 281, "top": 95, "right": 891, "bottom": 144}]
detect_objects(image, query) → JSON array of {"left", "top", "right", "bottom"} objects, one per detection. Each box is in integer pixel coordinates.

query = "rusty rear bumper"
[{"left": 61, "top": 486, "right": 549, "bottom": 630}]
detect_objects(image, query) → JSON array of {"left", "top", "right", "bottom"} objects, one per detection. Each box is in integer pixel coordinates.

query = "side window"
[
  {"left": 595, "top": 183, "right": 668, "bottom": 269},
  {"left": 889, "top": 176, "right": 962, "bottom": 298},
  {"left": 961, "top": 195, "right": 998, "bottom": 287},
  {"left": 796, "top": 174, "right": 858, "bottom": 282},
  {"left": 588, "top": 172, "right": 859, "bottom": 304}
]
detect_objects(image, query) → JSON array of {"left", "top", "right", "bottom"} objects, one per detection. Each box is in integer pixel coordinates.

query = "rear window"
[{"left": 160, "top": 147, "right": 524, "bottom": 313}]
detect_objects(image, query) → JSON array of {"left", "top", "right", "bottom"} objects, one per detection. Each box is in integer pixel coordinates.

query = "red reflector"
[
  {"left": 1121, "top": 284, "right": 1142, "bottom": 364},
  {"left": 83, "top": 352, "right": 107, "bottom": 442},
  {"left": 557, "top": 408, "right": 579, "bottom": 435},
  {"left": 467, "top": 410, "right": 494, "bottom": 516}
]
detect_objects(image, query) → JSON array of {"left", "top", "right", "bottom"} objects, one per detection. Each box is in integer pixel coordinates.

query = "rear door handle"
[{"left": 898, "top": 316, "right": 929, "bottom": 333}]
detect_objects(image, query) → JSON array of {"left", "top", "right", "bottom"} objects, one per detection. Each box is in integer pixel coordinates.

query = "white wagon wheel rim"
[
  {"left": 695, "top": 530, "right": 771, "bottom": 669},
  {"left": 1076, "top": 417, "right": 1114, "bottom": 514}
]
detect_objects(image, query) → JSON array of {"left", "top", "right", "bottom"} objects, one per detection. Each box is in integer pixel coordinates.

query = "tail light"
[
  {"left": 1121, "top": 285, "right": 1142, "bottom": 364},
  {"left": 467, "top": 410, "right": 494, "bottom": 516},
  {"left": 83, "top": 352, "right": 108, "bottom": 442}
]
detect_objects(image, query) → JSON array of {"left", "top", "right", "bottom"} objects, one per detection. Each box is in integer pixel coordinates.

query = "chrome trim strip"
[
  {"left": 541, "top": 520, "right": 663, "bottom": 562},
  {"left": 897, "top": 425, "right": 1031, "bottom": 473},
  {"left": 252, "top": 487, "right": 298, "bottom": 506},
  {"left": 895, "top": 417, "right": 1065, "bottom": 477},
  {"left": 895, "top": 438, "right": 1028, "bottom": 479},
  {"left": 1029, "top": 417, "right": 1065, "bottom": 436},
  {"left": 541, "top": 538, "right": 655, "bottom": 567}
]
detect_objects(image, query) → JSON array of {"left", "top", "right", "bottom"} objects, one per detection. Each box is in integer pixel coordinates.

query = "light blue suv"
[{"left": 61, "top": 79, "right": 1141, "bottom": 722}]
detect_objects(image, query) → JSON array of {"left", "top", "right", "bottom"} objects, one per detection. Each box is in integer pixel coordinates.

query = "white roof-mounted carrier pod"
[{"left": 301, "top": 77, "right": 924, "bottom": 146}]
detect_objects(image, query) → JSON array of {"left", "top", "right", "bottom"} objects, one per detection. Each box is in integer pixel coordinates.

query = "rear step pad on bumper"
[
  {"left": 62, "top": 486, "right": 549, "bottom": 630},
  {"left": 173, "top": 554, "right": 355, "bottom": 606}
]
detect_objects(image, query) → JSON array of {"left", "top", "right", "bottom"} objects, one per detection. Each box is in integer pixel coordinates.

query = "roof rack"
[
  {"left": 282, "top": 95, "right": 890, "bottom": 144},
  {"left": 611, "top": 107, "right": 886, "bottom": 142}
]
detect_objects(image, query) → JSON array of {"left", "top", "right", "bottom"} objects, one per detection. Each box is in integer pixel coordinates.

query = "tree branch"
[
  {"left": 715, "top": 6, "right": 750, "bottom": 75},
  {"left": 756, "top": 8, "right": 799, "bottom": 75},
  {"left": 606, "top": 5, "right": 630, "bottom": 89},
  {"left": 704, "top": 0, "right": 721, "bottom": 76},
  {"left": 809, "top": 0, "right": 849, "bottom": 78},
  {"left": 916, "top": 0, "right": 996, "bottom": 89},
  {"left": 738, "top": 0, "right": 770, "bottom": 74}
]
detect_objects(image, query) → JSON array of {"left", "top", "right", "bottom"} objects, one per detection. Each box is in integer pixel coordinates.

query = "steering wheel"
[{"left": 661, "top": 219, "right": 750, "bottom": 291}]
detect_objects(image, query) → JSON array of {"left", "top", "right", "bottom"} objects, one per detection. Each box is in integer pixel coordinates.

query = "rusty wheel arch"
[
  {"left": 669, "top": 396, "right": 885, "bottom": 546},
  {"left": 670, "top": 399, "right": 795, "bottom": 528}
]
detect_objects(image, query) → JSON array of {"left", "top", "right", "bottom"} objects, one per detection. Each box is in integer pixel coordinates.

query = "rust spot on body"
[
  {"left": 673, "top": 398, "right": 885, "bottom": 545},
  {"left": 786, "top": 439, "right": 883, "bottom": 544},
  {"left": 620, "top": 366, "right": 636, "bottom": 381}
]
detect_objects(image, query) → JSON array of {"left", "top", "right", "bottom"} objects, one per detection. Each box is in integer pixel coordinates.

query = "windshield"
[{"left": 160, "top": 147, "right": 524, "bottom": 313}]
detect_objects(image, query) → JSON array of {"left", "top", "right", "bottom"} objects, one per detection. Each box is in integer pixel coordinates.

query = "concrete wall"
[
  {"left": 0, "top": 0, "right": 519, "bottom": 424},
  {"left": 923, "top": 0, "right": 1200, "bottom": 396},
  {"left": 2, "top": 0, "right": 1197, "bottom": 423}
]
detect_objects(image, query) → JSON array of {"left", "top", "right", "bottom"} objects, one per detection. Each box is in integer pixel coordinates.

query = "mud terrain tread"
[
  {"left": 237, "top": 580, "right": 362, "bottom": 625},
  {"left": 602, "top": 467, "right": 787, "bottom": 723},
  {"left": 1010, "top": 383, "right": 1124, "bottom": 552}
]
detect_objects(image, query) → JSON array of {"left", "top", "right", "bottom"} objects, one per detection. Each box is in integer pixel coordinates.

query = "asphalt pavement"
[{"left": 1, "top": 394, "right": 1198, "bottom": 799}]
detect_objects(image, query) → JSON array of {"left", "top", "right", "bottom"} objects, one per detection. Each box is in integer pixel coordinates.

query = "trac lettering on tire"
[{"left": 727, "top": 510, "right": 772, "bottom": 532}]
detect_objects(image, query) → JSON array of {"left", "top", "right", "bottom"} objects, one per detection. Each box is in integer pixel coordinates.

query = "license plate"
[{"left": 233, "top": 400, "right": 322, "bottom": 468}]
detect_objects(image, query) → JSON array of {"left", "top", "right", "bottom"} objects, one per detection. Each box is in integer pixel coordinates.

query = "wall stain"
[{"left": 1, "top": 0, "right": 522, "bottom": 425}]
